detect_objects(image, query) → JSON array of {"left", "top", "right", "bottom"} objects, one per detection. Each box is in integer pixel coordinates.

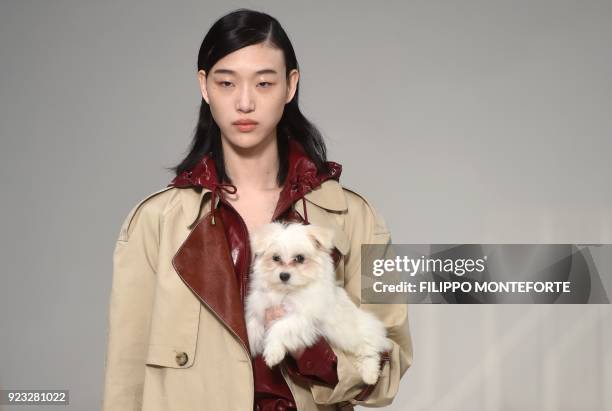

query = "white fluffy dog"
[{"left": 245, "top": 221, "right": 392, "bottom": 385}]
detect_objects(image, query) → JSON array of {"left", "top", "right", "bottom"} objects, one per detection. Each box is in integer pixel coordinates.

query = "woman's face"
[{"left": 198, "top": 42, "right": 299, "bottom": 152}]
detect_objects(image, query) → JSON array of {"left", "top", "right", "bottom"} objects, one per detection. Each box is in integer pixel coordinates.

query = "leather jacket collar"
[{"left": 167, "top": 137, "right": 343, "bottom": 229}]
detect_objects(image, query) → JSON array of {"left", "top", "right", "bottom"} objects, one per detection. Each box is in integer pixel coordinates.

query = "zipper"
[
  {"left": 218, "top": 197, "right": 251, "bottom": 304},
  {"left": 172, "top": 212, "right": 255, "bottom": 410}
]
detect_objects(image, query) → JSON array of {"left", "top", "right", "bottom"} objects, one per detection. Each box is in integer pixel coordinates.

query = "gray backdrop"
[{"left": 1, "top": 1, "right": 611, "bottom": 410}]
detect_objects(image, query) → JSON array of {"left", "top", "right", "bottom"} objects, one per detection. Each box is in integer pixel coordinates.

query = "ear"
[
  {"left": 307, "top": 224, "right": 335, "bottom": 252},
  {"left": 249, "top": 222, "right": 284, "bottom": 258},
  {"left": 285, "top": 69, "right": 299, "bottom": 104},
  {"left": 198, "top": 69, "right": 209, "bottom": 104}
]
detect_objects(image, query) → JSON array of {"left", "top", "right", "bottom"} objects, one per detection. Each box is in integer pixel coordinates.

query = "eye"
[
  {"left": 272, "top": 255, "right": 281, "bottom": 262},
  {"left": 258, "top": 81, "right": 272, "bottom": 88},
  {"left": 294, "top": 254, "right": 305, "bottom": 263},
  {"left": 219, "top": 81, "right": 233, "bottom": 88}
]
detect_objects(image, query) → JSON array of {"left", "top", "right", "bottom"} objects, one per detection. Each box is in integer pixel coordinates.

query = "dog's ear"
[
  {"left": 307, "top": 224, "right": 335, "bottom": 252},
  {"left": 250, "top": 222, "right": 284, "bottom": 259}
]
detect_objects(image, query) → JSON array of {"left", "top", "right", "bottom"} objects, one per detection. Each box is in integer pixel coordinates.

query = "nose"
[
  {"left": 279, "top": 272, "right": 290, "bottom": 282},
  {"left": 237, "top": 84, "right": 255, "bottom": 112}
]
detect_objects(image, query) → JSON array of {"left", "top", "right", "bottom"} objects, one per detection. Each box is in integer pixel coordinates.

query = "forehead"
[{"left": 211, "top": 43, "right": 285, "bottom": 76}]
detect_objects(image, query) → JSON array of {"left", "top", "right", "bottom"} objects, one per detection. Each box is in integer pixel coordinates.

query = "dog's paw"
[
  {"left": 248, "top": 335, "right": 264, "bottom": 357},
  {"left": 263, "top": 343, "right": 286, "bottom": 368},
  {"left": 362, "top": 368, "right": 380, "bottom": 385},
  {"left": 359, "top": 357, "right": 381, "bottom": 385},
  {"left": 249, "top": 343, "right": 259, "bottom": 358},
  {"left": 383, "top": 337, "right": 393, "bottom": 352}
]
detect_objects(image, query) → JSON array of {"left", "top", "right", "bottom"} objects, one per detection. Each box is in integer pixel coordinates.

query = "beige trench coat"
[{"left": 102, "top": 179, "right": 413, "bottom": 410}]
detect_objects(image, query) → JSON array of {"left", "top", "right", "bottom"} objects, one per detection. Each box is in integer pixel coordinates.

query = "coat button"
[
  {"left": 305, "top": 360, "right": 313, "bottom": 369},
  {"left": 175, "top": 352, "right": 188, "bottom": 366}
]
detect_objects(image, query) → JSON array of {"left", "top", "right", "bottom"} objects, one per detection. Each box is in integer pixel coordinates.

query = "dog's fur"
[{"left": 245, "top": 222, "right": 391, "bottom": 384}]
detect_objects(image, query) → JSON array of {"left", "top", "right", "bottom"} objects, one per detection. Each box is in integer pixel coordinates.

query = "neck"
[{"left": 221, "top": 131, "right": 281, "bottom": 191}]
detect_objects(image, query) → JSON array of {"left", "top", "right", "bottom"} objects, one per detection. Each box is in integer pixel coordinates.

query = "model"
[{"left": 102, "top": 8, "right": 413, "bottom": 411}]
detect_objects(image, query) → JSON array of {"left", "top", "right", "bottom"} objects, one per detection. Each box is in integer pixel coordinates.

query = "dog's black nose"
[{"left": 279, "top": 272, "right": 290, "bottom": 282}]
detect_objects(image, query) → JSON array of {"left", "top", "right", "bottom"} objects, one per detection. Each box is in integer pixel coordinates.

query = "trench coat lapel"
[{"left": 172, "top": 206, "right": 249, "bottom": 349}]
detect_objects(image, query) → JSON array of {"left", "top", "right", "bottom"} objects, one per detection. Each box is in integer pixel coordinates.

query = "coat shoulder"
[
  {"left": 116, "top": 186, "right": 181, "bottom": 242},
  {"left": 341, "top": 185, "right": 376, "bottom": 211},
  {"left": 340, "top": 185, "right": 390, "bottom": 237}
]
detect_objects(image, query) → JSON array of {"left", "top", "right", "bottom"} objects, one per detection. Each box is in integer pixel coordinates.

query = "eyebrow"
[{"left": 211, "top": 68, "right": 278, "bottom": 76}]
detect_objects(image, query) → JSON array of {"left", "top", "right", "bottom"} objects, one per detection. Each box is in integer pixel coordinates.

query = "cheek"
[
  {"left": 259, "top": 91, "right": 287, "bottom": 123},
  {"left": 208, "top": 97, "right": 230, "bottom": 124}
]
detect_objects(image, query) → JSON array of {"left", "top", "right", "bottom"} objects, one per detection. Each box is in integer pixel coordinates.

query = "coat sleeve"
[
  {"left": 308, "top": 189, "right": 414, "bottom": 408},
  {"left": 284, "top": 335, "right": 339, "bottom": 386},
  {"left": 102, "top": 198, "right": 160, "bottom": 411}
]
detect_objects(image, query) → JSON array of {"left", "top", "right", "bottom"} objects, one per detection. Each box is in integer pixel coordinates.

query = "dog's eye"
[
  {"left": 294, "top": 254, "right": 305, "bottom": 263},
  {"left": 272, "top": 255, "right": 281, "bottom": 262}
]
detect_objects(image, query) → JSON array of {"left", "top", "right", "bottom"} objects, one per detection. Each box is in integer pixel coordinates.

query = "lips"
[
  {"left": 233, "top": 118, "right": 258, "bottom": 132},
  {"left": 233, "top": 119, "right": 258, "bottom": 125}
]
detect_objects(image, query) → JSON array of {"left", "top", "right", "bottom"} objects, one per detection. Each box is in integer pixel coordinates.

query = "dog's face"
[{"left": 249, "top": 222, "right": 335, "bottom": 292}]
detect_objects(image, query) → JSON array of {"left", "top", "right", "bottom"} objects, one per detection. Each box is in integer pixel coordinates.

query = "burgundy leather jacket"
[{"left": 168, "top": 138, "right": 344, "bottom": 411}]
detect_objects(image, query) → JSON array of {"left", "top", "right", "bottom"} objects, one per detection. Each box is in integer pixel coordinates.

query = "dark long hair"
[{"left": 168, "top": 8, "right": 329, "bottom": 186}]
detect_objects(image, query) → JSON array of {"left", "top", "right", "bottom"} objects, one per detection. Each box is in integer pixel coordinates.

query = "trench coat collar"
[{"left": 167, "top": 137, "right": 347, "bottom": 229}]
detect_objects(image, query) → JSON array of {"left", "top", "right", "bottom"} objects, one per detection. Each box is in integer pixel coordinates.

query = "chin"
[{"left": 222, "top": 130, "right": 273, "bottom": 151}]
